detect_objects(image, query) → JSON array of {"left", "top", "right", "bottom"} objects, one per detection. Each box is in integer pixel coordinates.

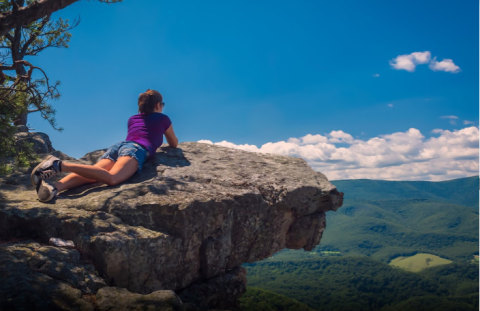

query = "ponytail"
[{"left": 138, "top": 89, "right": 163, "bottom": 114}]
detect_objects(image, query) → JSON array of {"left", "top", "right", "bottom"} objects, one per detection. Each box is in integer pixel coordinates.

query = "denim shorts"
[{"left": 100, "top": 141, "right": 149, "bottom": 172}]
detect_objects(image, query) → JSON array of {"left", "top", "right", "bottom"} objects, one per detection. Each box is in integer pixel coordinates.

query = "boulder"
[
  {"left": 0, "top": 140, "right": 343, "bottom": 310},
  {"left": 14, "top": 131, "right": 55, "bottom": 154},
  {"left": 0, "top": 240, "right": 98, "bottom": 311}
]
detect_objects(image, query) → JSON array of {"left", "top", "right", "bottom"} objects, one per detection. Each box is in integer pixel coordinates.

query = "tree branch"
[
  {"left": 20, "top": 16, "right": 50, "bottom": 58},
  {"left": 0, "top": 59, "right": 34, "bottom": 84},
  {"left": 10, "top": 0, "right": 19, "bottom": 14},
  {"left": 0, "top": 0, "right": 80, "bottom": 38},
  {"left": 4, "top": 33, "right": 14, "bottom": 43}
]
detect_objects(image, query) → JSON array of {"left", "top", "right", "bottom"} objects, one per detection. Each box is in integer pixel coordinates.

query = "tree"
[
  {"left": 0, "top": 59, "right": 59, "bottom": 173},
  {"left": 0, "top": 3, "right": 78, "bottom": 128},
  {"left": 0, "top": 0, "right": 122, "bottom": 174},
  {"left": 0, "top": 0, "right": 121, "bottom": 37}
]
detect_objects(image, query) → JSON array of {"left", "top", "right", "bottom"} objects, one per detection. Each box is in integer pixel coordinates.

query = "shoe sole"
[
  {"left": 37, "top": 181, "right": 55, "bottom": 202},
  {"left": 30, "top": 155, "right": 54, "bottom": 187}
]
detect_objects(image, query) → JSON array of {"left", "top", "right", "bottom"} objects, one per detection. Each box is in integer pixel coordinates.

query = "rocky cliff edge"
[{"left": 0, "top": 138, "right": 343, "bottom": 310}]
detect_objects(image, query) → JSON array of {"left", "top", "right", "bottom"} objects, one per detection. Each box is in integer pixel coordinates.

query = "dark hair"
[{"left": 138, "top": 89, "right": 163, "bottom": 114}]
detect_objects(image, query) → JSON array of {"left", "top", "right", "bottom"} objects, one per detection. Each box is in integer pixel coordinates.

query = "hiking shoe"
[
  {"left": 30, "top": 155, "right": 62, "bottom": 187},
  {"left": 36, "top": 180, "right": 58, "bottom": 203}
]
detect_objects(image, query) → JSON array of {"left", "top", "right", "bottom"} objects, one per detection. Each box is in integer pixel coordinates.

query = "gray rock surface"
[
  {"left": 0, "top": 140, "right": 343, "bottom": 310},
  {"left": 0, "top": 241, "right": 97, "bottom": 311},
  {"left": 14, "top": 131, "right": 55, "bottom": 154}
]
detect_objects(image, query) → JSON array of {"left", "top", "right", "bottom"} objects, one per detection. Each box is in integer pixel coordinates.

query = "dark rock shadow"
[
  {"left": 155, "top": 146, "right": 191, "bottom": 168},
  {"left": 0, "top": 191, "right": 5, "bottom": 205}
]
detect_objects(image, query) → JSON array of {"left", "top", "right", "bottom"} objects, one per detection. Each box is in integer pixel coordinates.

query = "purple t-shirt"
[{"left": 125, "top": 113, "right": 172, "bottom": 158}]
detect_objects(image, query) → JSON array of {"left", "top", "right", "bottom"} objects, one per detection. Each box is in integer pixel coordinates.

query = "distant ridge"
[
  {"left": 271, "top": 175, "right": 479, "bottom": 262},
  {"left": 332, "top": 175, "right": 479, "bottom": 209}
]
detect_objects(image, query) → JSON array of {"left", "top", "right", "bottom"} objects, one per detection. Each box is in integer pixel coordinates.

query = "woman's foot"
[
  {"left": 36, "top": 180, "right": 58, "bottom": 202},
  {"left": 30, "top": 155, "right": 63, "bottom": 187}
]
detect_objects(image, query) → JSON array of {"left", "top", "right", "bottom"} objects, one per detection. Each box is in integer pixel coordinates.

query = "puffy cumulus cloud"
[
  {"left": 390, "top": 51, "right": 431, "bottom": 72},
  {"left": 299, "top": 134, "right": 328, "bottom": 145},
  {"left": 390, "top": 51, "right": 460, "bottom": 73},
  {"left": 328, "top": 130, "right": 355, "bottom": 144},
  {"left": 199, "top": 127, "right": 479, "bottom": 181},
  {"left": 215, "top": 141, "right": 261, "bottom": 153},
  {"left": 429, "top": 58, "right": 461, "bottom": 73}
]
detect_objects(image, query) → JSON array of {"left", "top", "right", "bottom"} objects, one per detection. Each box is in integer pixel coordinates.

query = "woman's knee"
[{"left": 105, "top": 176, "right": 121, "bottom": 186}]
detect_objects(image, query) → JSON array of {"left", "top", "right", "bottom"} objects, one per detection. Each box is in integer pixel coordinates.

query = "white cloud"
[
  {"left": 464, "top": 120, "right": 474, "bottom": 125},
  {"left": 429, "top": 58, "right": 461, "bottom": 73},
  {"left": 410, "top": 52, "right": 432, "bottom": 64},
  {"left": 441, "top": 115, "right": 459, "bottom": 125},
  {"left": 199, "top": 127, "right": 479, "bottom": 181},
  {"left": 300, "top": 134, "right": 328, "bottom": 145},
  {"left": 373, "top": 74, "right": 380, "bottom": 77},
  {"left": 388, "top": 103, "right": 394, "bottom": 108},
  {"left": 390, "top": 51, "right": 431, "bottom": 72},
  {"left": 390, "top": 52, "right": 460, "bottom": 73},
  {"left": 441, "top": 115, "right": 458, "bottom": 119},
  {"left": 215, "top": 141, "right": 260, "bottom": 153},
  {"left": 198, "top": 140, "right": 214, "bottom": 145},
  {"left": 328, "top": 130, "right": 355, "bottom": 144}
]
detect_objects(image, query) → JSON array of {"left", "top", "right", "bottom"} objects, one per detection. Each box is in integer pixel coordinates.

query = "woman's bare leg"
[
  {"left": 55, "top": 159, "right": 115, "bottom": 192},
  {"left": 57, "top": 156, "right": 139, "bottom": 187}
]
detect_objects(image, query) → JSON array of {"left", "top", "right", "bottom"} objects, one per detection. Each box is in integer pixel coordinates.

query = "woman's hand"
[{"left": 165, "top": 124, "right": 178, "bottom": 148}]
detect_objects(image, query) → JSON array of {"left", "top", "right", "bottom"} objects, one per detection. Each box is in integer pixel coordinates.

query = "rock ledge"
[{"left": 0, "top": 141, "right": 343, "bottom": 310}]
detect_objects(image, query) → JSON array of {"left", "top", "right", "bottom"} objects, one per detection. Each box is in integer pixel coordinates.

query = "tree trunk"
[
  {"left": 9, "top": 24, "right": 28, "bottom": 127},
  {"left": 13, "top": 113, "right": 27, "bottom": 126},
  {"left": 12, "top": 64, "right": 28, "bottom": 126}
]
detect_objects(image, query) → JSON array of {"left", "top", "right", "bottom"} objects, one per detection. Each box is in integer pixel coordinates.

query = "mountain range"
[{"left": 272, "top": 176, "right": 479, "bottom": 262}]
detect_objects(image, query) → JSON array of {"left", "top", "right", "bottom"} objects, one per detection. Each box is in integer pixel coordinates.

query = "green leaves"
[
  {"left": 0, "top": 0, "right": 123, "bottom": 174},
  {"left": 0, "top": 85, "right": 38, "bottom": 174}
]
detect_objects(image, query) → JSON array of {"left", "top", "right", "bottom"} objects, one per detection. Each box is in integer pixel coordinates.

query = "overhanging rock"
[{"left": 0, "top": 141, "right": 343, "bottom": 310}]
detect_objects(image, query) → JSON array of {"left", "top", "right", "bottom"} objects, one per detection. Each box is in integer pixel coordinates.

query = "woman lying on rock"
[{"left": 30, "top": 89, "right": 178, "bottom": 203}]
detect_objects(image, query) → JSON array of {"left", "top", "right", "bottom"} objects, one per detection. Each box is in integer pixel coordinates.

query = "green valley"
[
  {"left": 242, "top": 257, "right": 478, "bottom": 311},
  {"left": 273, "top": 177, "right": 479, "bottom": 262},
  {"left": 242, "top": 176, "right": 479, "bottom": 311},
  {"left": 389, "top": 253, "right": 453, "bottom": 272}
]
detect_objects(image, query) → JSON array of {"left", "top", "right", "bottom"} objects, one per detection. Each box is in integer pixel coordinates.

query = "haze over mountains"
[{"left": 332, "top": 176, "right": 479, "bottom": 208}]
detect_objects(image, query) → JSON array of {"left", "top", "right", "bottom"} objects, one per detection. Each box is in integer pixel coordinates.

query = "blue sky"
[{"left": 27, "top": 0, "right": 478, "bottom": 181}]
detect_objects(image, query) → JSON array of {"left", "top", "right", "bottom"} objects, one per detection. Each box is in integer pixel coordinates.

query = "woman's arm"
[{"left": 165, "top": 124, "right": 178, "bottom": 148}]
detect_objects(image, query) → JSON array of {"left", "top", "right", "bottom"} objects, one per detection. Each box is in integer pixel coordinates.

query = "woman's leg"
[
  {"left": 59, "top": 156, "right": 139, "bottom": 187},
  {"left": 55, "top": 159, "right": 115, "bottom": 192}
]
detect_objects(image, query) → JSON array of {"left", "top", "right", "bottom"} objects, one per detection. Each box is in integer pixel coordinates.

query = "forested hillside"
[
  {"left": 240, "top": 287, "right": 315, "bottom": 311},
  {"left": 241, "top": 176, "right": 479, "bottom": 311},
  {"left": 273, "top": 176, "right": 479, "bottom": 262},
  {"left": 332, "top": 176, "right": 479, "bottom": 208},
  {"left": 243, "top": 258, "right": 478, "bottom": 311}
]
